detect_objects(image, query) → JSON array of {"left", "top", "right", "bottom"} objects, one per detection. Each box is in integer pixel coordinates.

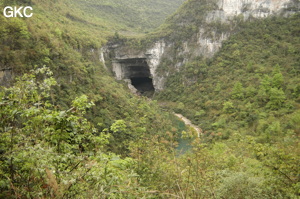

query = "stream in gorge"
[
  {"left": 127, "top": 77, "right": 202, "bottom": 154},
  {"left": 174, "top": 113, "right": 202, "bottom": 154}
]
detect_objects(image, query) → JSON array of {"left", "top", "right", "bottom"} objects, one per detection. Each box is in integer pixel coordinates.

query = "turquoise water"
[
  {"left": 174, "top": 119, "right": 193, "bottom": 155},
  {"left": 176, "top": 137, "right": 193, "bottom": 155},
  {"left": 167, "top": 113, "right": 196, "bottom": 155}
]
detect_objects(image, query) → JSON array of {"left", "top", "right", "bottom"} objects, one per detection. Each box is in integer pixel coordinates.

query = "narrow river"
[
  {"left": 174, "top": 113, "right": 202, "bottom": 137},
  {"left": 174, "top": 113, "right": 202, "bottom": 154}
]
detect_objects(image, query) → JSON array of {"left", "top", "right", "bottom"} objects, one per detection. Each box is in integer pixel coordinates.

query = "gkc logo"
[{"left": 3, "top": 6, "right": 33, "bottom": 18}]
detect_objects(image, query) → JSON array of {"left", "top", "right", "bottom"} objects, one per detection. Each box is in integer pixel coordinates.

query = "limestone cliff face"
[
  {"left": 105, "top": 0, "right": 299, "bottom": 91},
  {"left": 188, "top": 0, "right": 300, "bottom": 58},
  {"left": 145, "top": 41, "right": 166, "bottom": 90},
  {"left": 153, "top": 0, "right": 299, "bottom": 89},
  {"left": 210, "top": 0, "right": 286, "bottom": 20},
  {"left": 214, "top": 0, "right": 297, "bottom": 20},
  {"left": 105, "top": 41, "right": 167, "bottom": 91}
]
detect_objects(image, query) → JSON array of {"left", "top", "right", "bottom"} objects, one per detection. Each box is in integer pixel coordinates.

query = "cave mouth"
[
  {"left": 130, "top": 77, "right": 155, "bottom": 97},
  {"left": 113, "top": 58, "right": 156, "bottom": 97}
]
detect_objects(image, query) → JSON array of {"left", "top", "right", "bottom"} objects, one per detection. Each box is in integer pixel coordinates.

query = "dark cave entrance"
[
  {"left": 115, "top": 58, "right": 155, "bottom": 97},
  {"left": 130, "top": 77, "right": 155, "bottom": 97}
]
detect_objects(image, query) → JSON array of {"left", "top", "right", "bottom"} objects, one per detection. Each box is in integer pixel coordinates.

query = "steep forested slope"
[
  {"left": 71, "top": 0, "right": 185, "bottom": 33},
  {"left": 0, "top": 1, "right": 186, "bottom": 197},
  {"left": 1, "top": 0, "right": 299, "bottom": 198},
  {"left": 138, "top": 2, "right": 299, "bottom": 197},
  {"left": 149, "top": 0, "right": 218, "bottom": 39},
  {"left": 0, "top": 0, "right": 181, "bottom": 139},
  {"left": 157, "top": 14, "right": 300, "bottom": 142}
]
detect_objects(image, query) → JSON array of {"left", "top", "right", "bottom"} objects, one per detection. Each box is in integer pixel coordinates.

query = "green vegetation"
[
  {"left": 154, "top": 14, "right": 300, "bottom": 197},
  {"left": 0, "top": 0, "right": 179, "bottom": 145},
  {"left": 148, "top": 0, "right": 221, "bottom": 42},
  {"left": 71, "top": 0, "right": 185, "bottom": 34},
  {"left": 1, "top": 0, "right": 300, "bottom": 198},
  {"left": 3, "top": 69, "right": 297, "bottom": 197},
  {"left": 0, "top": 67, "right": 177, "bottom": 198},
  {"left": 156, "top": 14, "right": 300, "bottom": 140}
]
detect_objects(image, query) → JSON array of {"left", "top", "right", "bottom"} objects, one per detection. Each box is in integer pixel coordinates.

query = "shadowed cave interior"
[
  {"left": 119, "top": 58, "right": 155, "bottom": 97},
  {"left": 130, "top": 77, "right": 155, "bottom": 96}
]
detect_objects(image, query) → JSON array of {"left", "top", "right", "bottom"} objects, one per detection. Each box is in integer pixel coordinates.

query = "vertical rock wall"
[
  {"left": 146, "top": 41, "right": 166, "bottom": 91},
  {"left": 103, "top": 0, "right": 299, "bottom": 91}
]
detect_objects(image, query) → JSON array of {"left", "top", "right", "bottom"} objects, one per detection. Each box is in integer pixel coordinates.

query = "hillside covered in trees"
[{"left": 0, "top": 0, "right": 299, "bottom": 198}]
